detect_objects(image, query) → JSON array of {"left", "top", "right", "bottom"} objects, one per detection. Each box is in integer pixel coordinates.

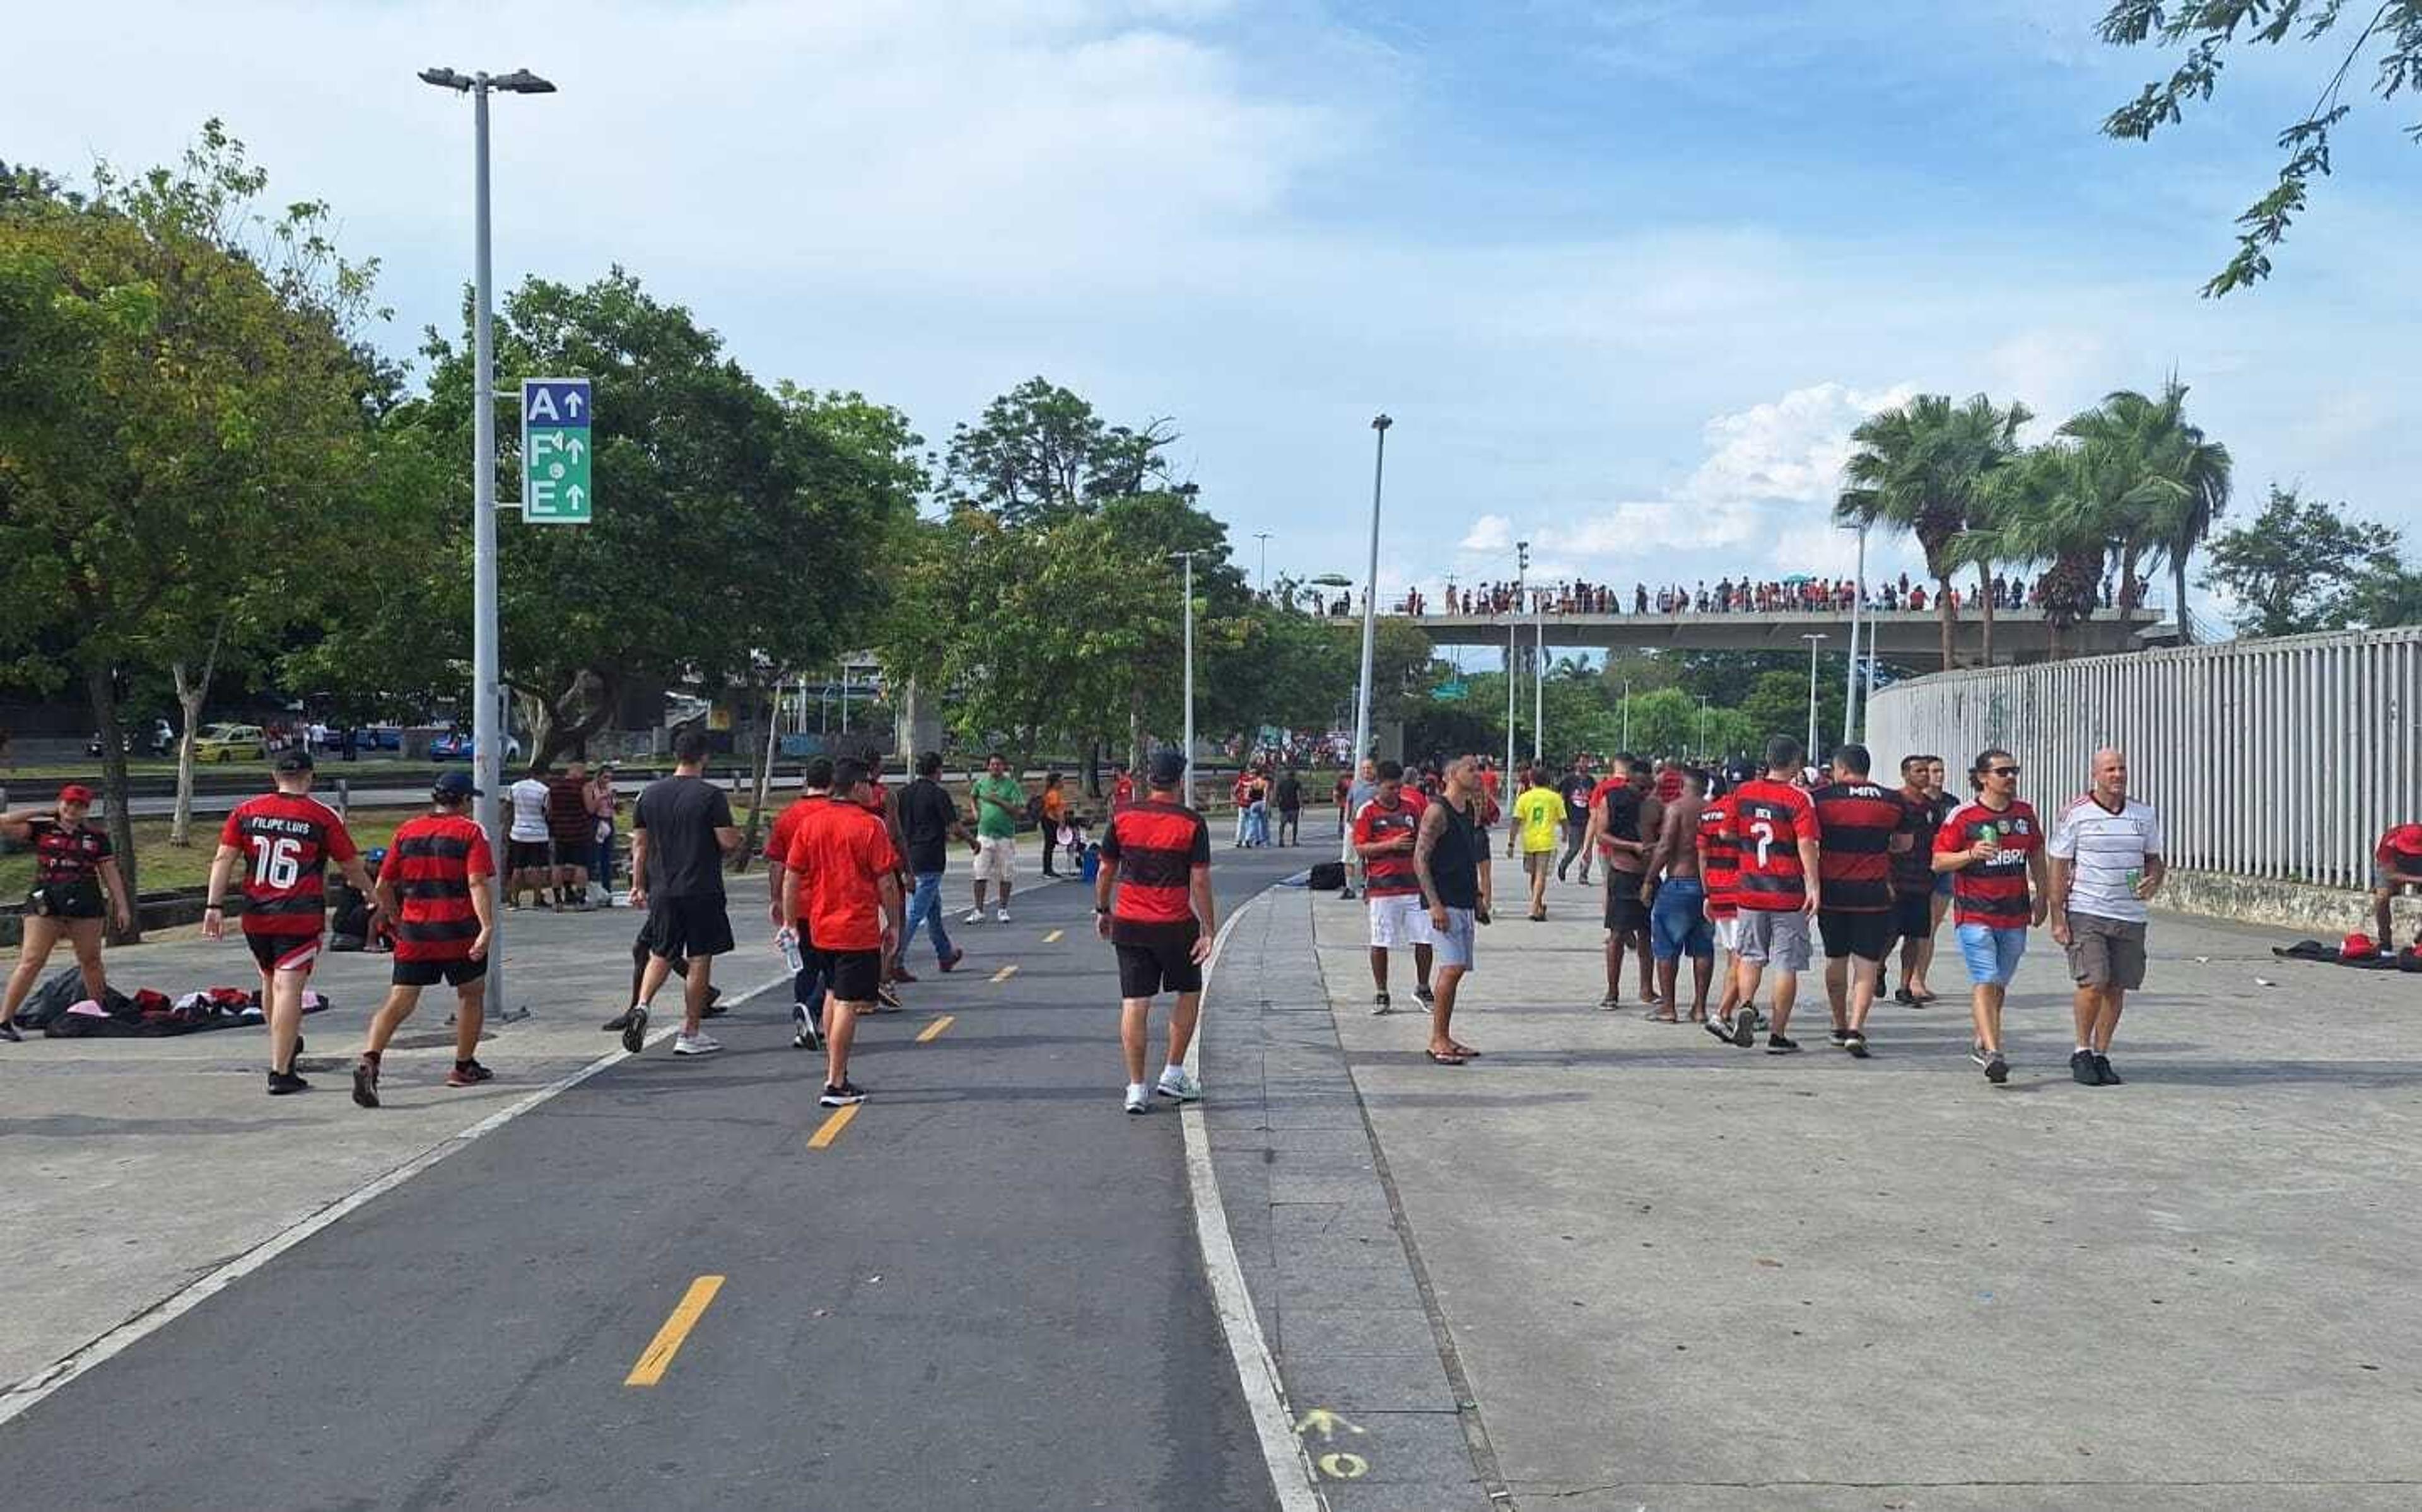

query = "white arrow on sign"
[
  {"left": 566, "top": 484, "right": 585, "bottom": 507},
  {"left": 565, "top": 390, "right": 585, "bottom": 417},
  {"left": 563, "top": 436, "right": 585, "bottom": 461}
]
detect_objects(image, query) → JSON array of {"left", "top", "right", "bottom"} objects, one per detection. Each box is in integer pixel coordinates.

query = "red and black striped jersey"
[
  {"left": 1726, "top": 779, "right": 1820, "bottom": 912},
  {"left": 382, "top": 814, "right": 493, "bottom": 962},
  {"left": 220, "top": 792, "right": 358, "bottom": 938},
  {"left": 28, "top": 817, "right": 110, "bottom": 888},
  {"left": 1893, "top": 787, "right": 1948, "bottom": 895},
  {"left": 1352, "top": 791, "right": 1428, "bottom": 897},
  {"left": 1101, "top": 799, "right": 1211, "bottom": 943},
  {"left": 1697, "top": 796, "right": 1740, "bottom": 918},
  {"left": 1936, "top": 800, "right": 2040, "bottom": 928},
  {"left": 1811, "top": 781, "right": 1903, "bottom": 912}
]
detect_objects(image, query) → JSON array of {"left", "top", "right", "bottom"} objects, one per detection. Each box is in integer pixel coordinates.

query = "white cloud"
[{"left": 1460, "top": 515, "right": 1512, "bottom": 553}]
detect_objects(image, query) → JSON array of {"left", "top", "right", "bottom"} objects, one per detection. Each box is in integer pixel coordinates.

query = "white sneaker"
[
  {"left": 672, "top": 1032, "right": 723, "bottom": 1056},
  {"left": 1124, "top": 1085, "right": 1151, "bottom": 1115},
  {"left": 1156, "top": 1069, "right": 1202, "bottom": 1102},
  {"left": 961, "top": 908, "right": 986, "bottom": 924},
  {"left": 996, "top": 907, "right": 1012, "bottom": 924}
]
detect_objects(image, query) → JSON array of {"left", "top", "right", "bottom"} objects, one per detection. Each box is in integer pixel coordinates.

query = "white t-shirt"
[
  {"left": 2047, "top": 793, "right": 2164, "bottom": 923},
  {"left": 508, "top": 777, "right": 553, "bottom": 842}
]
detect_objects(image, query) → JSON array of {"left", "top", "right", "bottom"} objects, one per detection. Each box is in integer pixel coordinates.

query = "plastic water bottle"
[{"left": 776, "top": 927, "right": 804, "bottom": 973}]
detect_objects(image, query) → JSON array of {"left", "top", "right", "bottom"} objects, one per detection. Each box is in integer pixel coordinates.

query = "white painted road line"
[{"left": 0, "top": 972, "right": 792, "bottom": 1429}]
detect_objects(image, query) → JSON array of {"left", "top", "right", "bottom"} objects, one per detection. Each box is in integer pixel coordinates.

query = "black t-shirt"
[
  {"left": 898, "top": 777, "right": 960, "bottom": 875},
  {"left": 1429, "top": 798, "right": 1488, "bottom": 910},
  {"left": 1273, "top": 774, "right": 1302, "bottom": 810},
  {"left": 634, "top": 775, "right": 734, "bottom": 900},
  {"left": 1555, "top": 772, "right": 1593, "bottom": 817}
]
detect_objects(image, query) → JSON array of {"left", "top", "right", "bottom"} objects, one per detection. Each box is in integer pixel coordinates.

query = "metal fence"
[{"left": 1864, "top": 626, "right": 2422, "bottom": 890}]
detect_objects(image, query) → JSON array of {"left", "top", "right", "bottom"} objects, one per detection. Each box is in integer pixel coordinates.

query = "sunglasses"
[{"left": 1985, "top": 765, "right": 2021, "bottom": 777}]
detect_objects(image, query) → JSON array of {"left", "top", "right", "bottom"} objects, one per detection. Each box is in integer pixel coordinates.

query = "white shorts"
[
  {"left": 1367, "top": 893, "right": 1433, "bottom": 950},
  {"left": 975, "top": 835, "right": 1018, "bottom": 884},
  {"left": 1713, "top": 914, "right": 1739, "bottom": 953}
]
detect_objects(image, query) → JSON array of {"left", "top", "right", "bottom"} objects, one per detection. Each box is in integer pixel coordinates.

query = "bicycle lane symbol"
[{"left": 1295, "top": 1407, "right": 1369, "bottom": 1480}]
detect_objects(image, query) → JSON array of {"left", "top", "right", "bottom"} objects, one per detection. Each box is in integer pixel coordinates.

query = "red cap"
[{"left": 59, "top": 784, "right": 96, "bottom": 804}]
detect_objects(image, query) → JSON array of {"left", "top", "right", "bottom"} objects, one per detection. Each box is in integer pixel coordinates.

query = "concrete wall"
[{"left": 2160, "top": 869, "right": 2420, "bottom": 941}]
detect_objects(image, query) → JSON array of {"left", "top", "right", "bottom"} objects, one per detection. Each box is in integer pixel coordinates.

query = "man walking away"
[
  {"left": 897, "top": 752, "right": 971, "bottom": 985},
  {"left": 1096, "top": 752, "right": 1217, "bottom": 1114},
  {"left": 1353, "top": 760, "right": 1432, "bottom": 1014},
  {"left": 204, "top": 748, "right": 378, "bottom": 1094},
  {"left": 1934, "top": 748, "right": 2048, "bottom": 1085},
  {"left": 766, "top": 759, "right": 834, "bottom": 1050},
  {"left": 352, "top": 771, "right": 498, "bottom": 1107},
  {"left": 1697, "top": 779, "right": 1756, "bottom": 1044},
  {"left": 1555, "top": 757, "right": 1595, "bottom": 884},
  {"left": 785, "top": 757, "right": 903, "bottom": 1108},
  {"left": 1892, "top": 754, "right": 1948, "bottom": 1006},
  {"left": 547, "top": 759, "right": 594, "bottom": 909},
  {"left": 1644, "top": 768, "right": 1716, "bottom": 1023},
  {"left": 623, "top": 730, "right": 742, "bottom": 1057},
  {"left": 1724, "top": 736, "right": 1822, "bottom": 1055},
  {"left": 1273, "top": 767, "right": 1304, "bottom": 846},
  {"left": 1582, "top": 754, "right": 1659, "bottom": 1009},
  {"left": 2047, "top": 747, "right": 2165, "bottom": 1086},
  {"left": 1412, "top": 754, "right": 1492, "bottom": 1064},
  {"left": 1810, "top": 745, "right": 1907, "bottom": 1059},
  {"left": 966, "top": 752, "right": 1024, "bottom": 924},
  {"left": 1511, "top": 765, "right": 1567, "bottom": 921},
  {"left": 506, "top": 764, "right": 554, "bottom": 910}
]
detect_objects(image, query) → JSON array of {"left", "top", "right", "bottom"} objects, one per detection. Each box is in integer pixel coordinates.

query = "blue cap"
[{"left": 433, "top": 770, "right": 481, "bottom": 799}]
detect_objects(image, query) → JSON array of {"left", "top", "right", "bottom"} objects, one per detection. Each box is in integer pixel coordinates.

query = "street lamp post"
[
  {"left": 1342, "top": 416, "right": 1389, "bottom": 892},
  {"left": 1254, "top": 531, "right": 1272, "bottom": 597},
  {"left": 1696, "top": 694, "right": 1712, "bottom": 761},
  {"left": 1532, "top": 604, "right": 1545, "bottom": 765},
  {"left": 1801, "top": 632, "right": 1829, "bottom": 765},
  {"left": 1842, "top": 521, "right": 1868, "bottom": 747},
  {"left": 1621, "top": 679, "right": 1632, "bottom": 753},
  {"left": 420, "top": 62, "right": 554, "bottom": 1018},
  {"left": 1168, "top": 550, "right": 1198, "bottom": 807},
  {"left": 1507, "top": 542, "right": 1528, "bottom": 782}
]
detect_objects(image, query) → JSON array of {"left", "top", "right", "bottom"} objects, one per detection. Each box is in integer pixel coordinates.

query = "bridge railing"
[{"left": 1865, "top": 627, "right": 2422, "bottom": 891}]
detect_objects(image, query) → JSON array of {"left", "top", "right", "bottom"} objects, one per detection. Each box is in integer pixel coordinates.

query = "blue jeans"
[
  {"left": 1955, "top": 922, "right": 2027, "bottom": 987},
  {"left": 902, "top": 871, "right": 956, "bottom": 962},
  {"left": 1649, "top": 878, "right": 1714, "bottom": 960}
]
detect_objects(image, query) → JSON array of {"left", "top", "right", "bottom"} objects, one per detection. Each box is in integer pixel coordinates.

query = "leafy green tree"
[
  {"left": 942, "top": 376, "right": 1176, "bottom": 525},
  {"left": 2098, "top": 1, "right": 2422, "bottom": 294},
  {"left": 2204, "top": 485, "right": 2411, "bottom": 637},
  {"left": 1962, "top": 443, "right": 2120, "bottom": 660},
  {"left": 2057, "top": 379, "right": 2232, "bottom": 636},
  {"left": 1740, "top": 670, "right": 1845, "bottom": 756},
  {"left": 1837, "top": 393, "right": 2032, "bottom": 669}
]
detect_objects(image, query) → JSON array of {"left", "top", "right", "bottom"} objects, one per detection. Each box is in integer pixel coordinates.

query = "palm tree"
[
  {"left": 1960, "top": 444, "right": 2124, "bottom": 662},
  {"left": 2059, "top": 378, "right": 2232, "bottom": 639},
  {"left": 1837, "top": 393, "right": 2033, "bottom": 668}
]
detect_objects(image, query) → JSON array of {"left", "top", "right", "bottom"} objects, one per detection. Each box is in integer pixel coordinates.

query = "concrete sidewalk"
[{"left": 1274, "top": 869, "right": 2422, "bottom": 1509}]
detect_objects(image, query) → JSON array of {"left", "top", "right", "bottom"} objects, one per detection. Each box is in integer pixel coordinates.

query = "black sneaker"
[
  {"left": 620, "top": 1005, "right": 648, "bottom": 1056},
  {"left": 2092, "top": 1054, "right": 2123, "bottom": 1085},
  {"left": 1844, "top": 1031, "right": 1869, "bottom": 1059},
  {"left": 0, "top": 1021, "right": 21, "bottom": 1043},
  {"left": 1731, "top": 1011, "right": 1757, "bottom": 1049},
  {"left": 267, "top": 1067, "right": 310, "bottom": 1096},
  {"left": 1766, "top": 1034, "right": 1800, "bottom": 1055},
  {"left": 446, "top": 1059, "right": 494, "bottom": 1087},
  {"left": 350, "top": 1058, "right": 380, "bottom": 1108},
  {"left": 1702, "top": 1013, "right": 1734, "bottom": 1044},
  {"left": 601, "top": 1008, "right": 635, "bottom": 1032},
  {"left": 1414, "top": 985, "right": 1436, "bottom": 1006},
  {"left": 2071, "top": 1049, "right": 2100, "bottom": 1086},
  {"left": 1827, "top": 1026, "right": 1851, "bottom": 1047},
  {"left": 1371, "top": 992, "right": 1392, "bottom": 1016},
  {"left": 701, "top": 986, "right": 728, "bottom": 1018},
  {"left": 819, "top": 1081, "right": 866, "bottom": 1107},
  {"left": 1984, "top": 1052, "right": 2010, "bottom": 1085}
]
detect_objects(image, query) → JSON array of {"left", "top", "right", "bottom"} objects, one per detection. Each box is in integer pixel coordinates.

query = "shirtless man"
[{"left": 1641, "top": 767, "right": 1716, "bottom": 1021}]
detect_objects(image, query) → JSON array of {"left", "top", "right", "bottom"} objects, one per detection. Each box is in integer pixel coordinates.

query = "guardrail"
[{"left": 1864, "top": 626, "right": 2422, "bottom": 892}]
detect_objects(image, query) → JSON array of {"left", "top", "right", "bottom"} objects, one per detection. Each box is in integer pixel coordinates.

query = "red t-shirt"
[
  {"left": 1810, "top": 780, "right": 1904, "bottom": 913},
  {"left": 1696, "top": 796, "right": 1740, "bottom": 919},
  {"left": 221, "top": 792, "right": 358, "bottom": 938},
  {"left": 2377, "top": 824, "right": 2422, "bottom": 874},
  {"left": 1726, "top": 778, "right": 1819, "bottom": 912},
  {"left": 381, "top": 813, "right": 493, "bottom": 962},
  {"left": 1352, "top": 789, "right": 1428, "bottom": 897},
  {"left": 786, "top": 798, "right": 901, "bottom": 954},
  {"left": 1101, "top": 799, "right": 1211, "bottom": 943},
  {"left": 764, "top": 794, "right": 824, "bottom": 865},
  {"left": 1936, "top": 800, "right": 2041, "bottom": 928}
]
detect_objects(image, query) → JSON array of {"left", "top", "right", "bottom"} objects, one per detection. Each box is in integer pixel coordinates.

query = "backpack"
[{"left": 1307, "top": 861, "right": 1347, "bottom": 891}]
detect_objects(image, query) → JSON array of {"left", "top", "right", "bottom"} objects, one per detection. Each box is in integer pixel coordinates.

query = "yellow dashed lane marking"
[
  {"left": 1043, "top": 929, "right": 1065, "bottom": 943},
  {"left": 807, "top": 1103, "right": 861, "bottom": 1149},
  {"left": 916, "top": 1014, "right": 956, "bottom": 1044},
  {"left": 990, "top": 964, "right": 1019, "bottom": 984},
  {"left": 624, "top": 1275, "right": 725, "bottom": 1386}
]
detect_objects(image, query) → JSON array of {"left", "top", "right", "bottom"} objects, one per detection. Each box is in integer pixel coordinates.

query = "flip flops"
[{"left": 1424, "top": 1048, "right": 1470, "bottom": 1065}]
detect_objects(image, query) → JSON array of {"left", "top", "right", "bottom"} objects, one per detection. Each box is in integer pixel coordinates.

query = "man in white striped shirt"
[{"left": 2046, "top": 748, "right": 2166, "bottom": 1087}]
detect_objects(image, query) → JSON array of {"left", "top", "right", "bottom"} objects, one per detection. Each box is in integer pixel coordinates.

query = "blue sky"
[{"left": 10, "top": 1, "right": 2418, "bottom": 622}]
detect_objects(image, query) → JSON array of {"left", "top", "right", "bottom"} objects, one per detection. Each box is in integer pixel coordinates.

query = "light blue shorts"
[
  {"left": 1432, "top": 907, "right": 1477, "bottom": 970},
  {"left": 1955, "top": 922, "right": 2027, "bottom": 987}
]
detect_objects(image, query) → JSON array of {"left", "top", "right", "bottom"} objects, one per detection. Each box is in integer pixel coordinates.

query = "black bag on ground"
[
  {"left": 18, "top": 967, "right": 86, "bottom": 1029},
  {"left": 1307, "top": 861, "right": 1346, "bottom": 891}
]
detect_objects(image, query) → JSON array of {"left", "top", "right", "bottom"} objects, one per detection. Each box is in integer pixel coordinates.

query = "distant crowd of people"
[{"left": 1377, "top": 573, "right": 2147, "bottom": 618}]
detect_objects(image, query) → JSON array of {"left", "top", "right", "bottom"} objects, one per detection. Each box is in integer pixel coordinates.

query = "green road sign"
[{"left": 521, "top": 377, "right": 592, "bottom": 524}]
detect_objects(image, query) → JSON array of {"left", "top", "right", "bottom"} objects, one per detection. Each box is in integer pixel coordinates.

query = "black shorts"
[
  {"left": 1818, "top": 909, "right": 1895, "bottom": 962},
  {"left": 820, "top": 948, "right": 883, "bottom": 1004},
  {"left": 642, "top": 895, "right": 735, "bottom": 960},
  {"left": 507, "top": 840, "right": 553, "bottom": 872},
  {"left": 1604, "top": 875, "right": 1650, "bottom": 933},
  {"left": 393, "top": 955, "right": 488, "bottom": 988},
  {"left": 551, "top": 837, "right": 591, "bottom": 868},
  {"left": 246, "top": 931, "right": 322, "bottom": 975},
  {"left": 27, "top": 881, "right": 104, "bottom": 919},
  {"left": 1892, "top": 891, "right": 1935, "bottom": 940},
  {"left": 1115, "top": 931, "right": 1204, "bottom": 997}
]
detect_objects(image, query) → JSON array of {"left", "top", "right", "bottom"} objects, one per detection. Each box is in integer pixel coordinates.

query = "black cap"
[
  {"left": 274, "top": 747, "right": 314, "bottom": 773},
  {"left": 1148, "top": 751, "right": 1188, "bottom": 788},
  {"left": 433, "top": 770, "right": 480, "bottom": 800}
]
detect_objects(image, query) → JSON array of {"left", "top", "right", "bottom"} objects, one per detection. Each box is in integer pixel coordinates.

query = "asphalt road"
[{"left": 0, "top": 843, "right": 1313, "bottom": 1511}]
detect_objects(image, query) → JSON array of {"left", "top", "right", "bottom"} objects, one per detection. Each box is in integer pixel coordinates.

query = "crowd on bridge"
[{"left": 1378, "top": 573, "right": 2145, "bottom": 619}]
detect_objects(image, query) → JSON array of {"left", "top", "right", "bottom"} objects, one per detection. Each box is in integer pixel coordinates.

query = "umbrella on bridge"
[{"left": 1781, "top": 574, "right": 1817, "bottom": 585}]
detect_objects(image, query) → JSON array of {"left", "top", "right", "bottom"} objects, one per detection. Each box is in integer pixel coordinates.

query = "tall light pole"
[
  {"left": 1620, "top": 678, "right": 1632, "bottom": 753},
  {"left": 1696, "top": 694, "right": 1712, "bottom": 761},
  {"left": 1507, "top": 540, "right": 1528, "bottom": 781},
  {"left": 1532, "top": 602, "right": 1545, "bottom": 765},
  {"left": 1342, "top": 415, "right": 1390, "bottom": 891},
  {"left": 1169, "top": 550, "right": 1198, "bottom": 806},
  {"left": 1254, "top": 531, "right": 1272, "bottom": 596},
  {"left": 1841, "top": 521, "right": 1868, "bottom": 747},
  {"left": 421, "top": 63, "right": 554, "bottom": 1018},
  {"left": 1801, "top": 632, "right": 1828, "bottom": 765}
]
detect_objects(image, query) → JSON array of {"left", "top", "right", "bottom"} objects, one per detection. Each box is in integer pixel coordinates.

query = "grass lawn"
[{"left": 0, "top": 806, "right": 431, "bottom": 897}]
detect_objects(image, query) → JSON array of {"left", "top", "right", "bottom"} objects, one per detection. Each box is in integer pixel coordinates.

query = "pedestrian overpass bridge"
[{"left": 1386, "top": 607, "right": 2165, "bottom": 668}]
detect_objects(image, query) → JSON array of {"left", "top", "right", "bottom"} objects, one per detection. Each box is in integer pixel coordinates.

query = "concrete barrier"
[{"left": 2159, "top": 868, "right": 2421, "bottom": 942}]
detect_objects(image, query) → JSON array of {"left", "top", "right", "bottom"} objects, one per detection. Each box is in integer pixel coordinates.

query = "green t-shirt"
[{"left": 973, "top": 774, "right": 1026, "bottom": 840}]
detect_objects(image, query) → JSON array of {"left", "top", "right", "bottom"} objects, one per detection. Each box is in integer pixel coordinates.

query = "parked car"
[
  {"left": 356, "top": 724, "right": 404, "bottom": 752},
  {"left": 430, "top": 731, "right": 522, "bottom": 763},
  {"left": 193, "top": 723, "right": 268, "bottom": 763}
]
